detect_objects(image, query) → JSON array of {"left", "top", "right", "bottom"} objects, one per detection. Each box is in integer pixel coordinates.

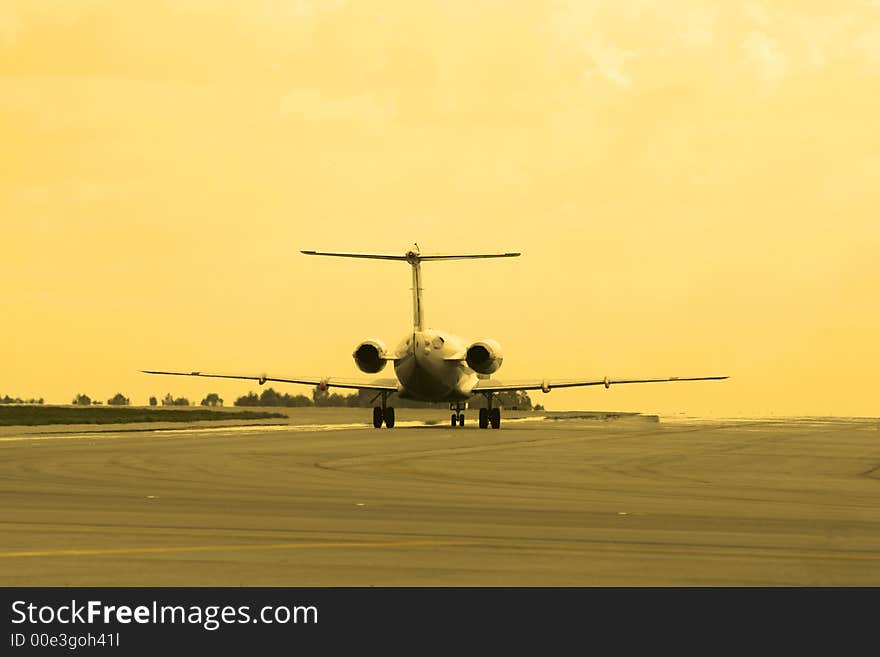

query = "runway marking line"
[
  {"left": 2, "top": 538, "right": 877, "bottom": 564},
  {"left": 0, "top": 539, "right": 472, "bottom": 559},
  {"left": 0, "top": 415, "right": 547, "bottom": 443}
]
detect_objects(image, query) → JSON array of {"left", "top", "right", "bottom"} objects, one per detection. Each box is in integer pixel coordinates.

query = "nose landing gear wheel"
[
  {"left": 490, "top": 408, "right": 501, "bottom": 429},
  {"left": 478, "top": 408, "right": 489, "bottom": 429},
  {"left": 373, "top": 407, "right": 383, "bottom": 428},
  {"left": 383, "top": 407, "right": 395, "bottom": 428},
  {"left": 449, "top": 403, "right": 467, "bottom": 427}
]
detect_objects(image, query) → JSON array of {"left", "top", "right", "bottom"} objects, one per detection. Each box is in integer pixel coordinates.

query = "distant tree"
[
  {"left": 233, "top": 388, "right": 315, "bottom": 407},
  {"left": 149, "top": 396, "right": 158, "bottom": 406},
  {"left": 72, "top": 393, "right": 92, "bottom": 406},
  {"left": 311, "top": 386, "right": 361, "bottom": 406},
  {"left": 467, "top": 390, "right": 532, "bottom": 410},
  {"left": 350, "top": 389, "right": 446, "bottom": 409},
  {"left": 200, "top": 393, "right": 223, "bottom": 407},
  {"left": 312, "top": 386, "right": 330, "bottom": 407},
  {"left": 173, "top": 397, "right": 190, "bottom": 406},
  {"left": 107, "top": 393, "right": 130, "bottom": 406},
  {"left": 534, "top": 404, "right": 544, "bottom": 411},
  {"left": 162, "top": 393, "right": 174, "bottom": 406},
  {"left": 234, "top": 391, "right": 261, "bottom": 407},
  {"left": 356, "top": 389, "right": 377, "bottom": 407}
]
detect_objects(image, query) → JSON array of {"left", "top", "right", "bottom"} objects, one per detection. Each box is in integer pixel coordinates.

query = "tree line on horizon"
[
  {"left": 0, "top": 395, "right": 44, "bottom": 405},
  {"left": 9, "top": 387, "right": 538, "bottom": 410},
  {"left": 69, "top": 393, "right": 221, "bottom": 407},
  {"left": 233, "top": 387, "right": 536, "bottom": 410}
]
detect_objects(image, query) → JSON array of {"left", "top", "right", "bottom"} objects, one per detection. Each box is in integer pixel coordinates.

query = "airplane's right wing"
[
  {"left": 471, "top": 375, "right": 728, "bottom": 393},
  {"left": 141, "top": 370, "right": 399, "bottom": 392}
]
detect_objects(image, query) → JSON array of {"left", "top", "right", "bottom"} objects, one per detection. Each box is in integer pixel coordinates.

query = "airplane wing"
[
  {"left": 300, "top": 250, "right": 407, "bottom": 261},
  {"left": 418, "top": 253, "right": 520, "bottom": 261},
  {"left": 471, "top": 375, "right": 728, "bottom": 393},
  {"left": 141, "top": 370, "right": 399, "bottom": 392}
]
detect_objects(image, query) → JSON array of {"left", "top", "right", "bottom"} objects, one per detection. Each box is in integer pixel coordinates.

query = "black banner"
[{"left": 1, "top": 588, "right": 874, "bottom": 653}]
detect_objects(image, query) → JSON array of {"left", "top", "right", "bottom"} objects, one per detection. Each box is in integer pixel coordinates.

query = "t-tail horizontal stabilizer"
[
  {"left": 300, "top": 248, "right": 521, "bottom": 262},
  {"left": 302, "top": 245, "right": 520, "bottom": 331}
]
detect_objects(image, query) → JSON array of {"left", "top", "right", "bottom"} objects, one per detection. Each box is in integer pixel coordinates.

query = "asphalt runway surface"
[{"left": 1, "top": 412, "right": 879, "bottom": 585}]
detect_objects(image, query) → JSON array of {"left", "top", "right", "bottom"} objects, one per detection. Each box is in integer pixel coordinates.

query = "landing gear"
[
  {"left": 490, "top": 407, "right": 501, "bottom": 429},
  {"left": 450, "top": 403, "right": 466, "bottom": 427},
  {"left": 372, "top": 392, "right": 395, "bottom": 428},
  {"left": 478, "top": 394, "right": 501, "bottom": 429}
]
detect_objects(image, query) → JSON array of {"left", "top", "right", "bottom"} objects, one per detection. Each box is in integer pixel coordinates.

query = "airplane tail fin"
[{"left": 301, "top": 245, "right": 520, "bottom": 331}]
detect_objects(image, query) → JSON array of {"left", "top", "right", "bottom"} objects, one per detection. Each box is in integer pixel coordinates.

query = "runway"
[{"left": 1, "top": 411, "right": 878, "bottom": 585}]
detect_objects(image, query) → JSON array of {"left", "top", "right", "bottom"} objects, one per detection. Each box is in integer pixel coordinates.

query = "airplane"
[{"left": 144, "top": 244, "right": 727, "bottom": 429}]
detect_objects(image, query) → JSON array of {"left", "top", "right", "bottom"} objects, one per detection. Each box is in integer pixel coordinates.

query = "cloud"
[
  {"left": 742, "top": 30, "right": 788, "bottom": 84},
  {"left": 545, "top": 0, "right": 880, "bottom": 91},
  {"left": 0, "top": 9, "right": 23, "bottom": 47},
  {"left": 854, "top": 26, "right": 880, "bottom": 72},
  {"left": 279, "top": 89, "right": 396, "bottom": 122},
  {"left": 165, "top": 0, "right": 349, "bottom": 21},
  {"left": 583, "top": 37, "right": 636, "bottom": 88},
  {"left": 258, "top": 0, "right": 349, "bottom": 18},
  {"left": 678, "top": 7, "right": 718, "bottom": 50},
  {"left": 545, "top": 2, "right": 637, "bottom": 88}
]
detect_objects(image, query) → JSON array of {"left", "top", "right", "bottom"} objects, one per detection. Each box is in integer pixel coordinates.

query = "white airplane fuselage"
[{"left": 392, "top": 329, "right": 477, "bottom": 402}]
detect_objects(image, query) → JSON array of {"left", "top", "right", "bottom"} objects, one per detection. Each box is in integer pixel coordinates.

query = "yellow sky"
[{"left": 2, "top": 1, "right": 878, "bottom": 416}]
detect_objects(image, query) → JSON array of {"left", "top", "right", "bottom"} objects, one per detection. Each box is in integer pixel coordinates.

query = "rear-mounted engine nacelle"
[
  {"left": 353, "top": 339, "right": 389, "bottom": 373},
  {"left": 466, "top": 339, "right": 504, "bottom": 375}
]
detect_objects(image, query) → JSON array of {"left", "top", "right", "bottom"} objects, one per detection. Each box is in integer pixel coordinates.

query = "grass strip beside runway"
[{"left": 0, "top": 406, "right": 286, "bottom": 426}]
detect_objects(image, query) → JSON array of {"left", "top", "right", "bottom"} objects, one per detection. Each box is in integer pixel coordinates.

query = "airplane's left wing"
[
  {"left": 141, "top": 370, "right": 399, "bottom": 392},
  {"left": 472, "top": 375, "right": 728, "bottom": 393}
]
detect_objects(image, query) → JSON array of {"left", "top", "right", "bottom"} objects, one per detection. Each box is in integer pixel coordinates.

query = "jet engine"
[
  {"left": 353, "top": 339, "right": 389, "bottom": 373},
  {"left": 465, "top": 339, "right": 504, "bottom": 375}
]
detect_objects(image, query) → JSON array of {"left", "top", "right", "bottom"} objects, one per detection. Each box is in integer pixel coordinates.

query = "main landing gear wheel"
[
  {"left": 373, "top": 407, "right": 383, "bottom": 428},
  {"left": 480, "top": 393, "right": 501, "bottom": 429},
  {"left": 457, "top": 413, "right": 464, "bottom": 426},
  {"left": 371, "top": 390, "right": 395, "bottom": 428},
  {"left": 451, "top": 413, "right": 458, "bottom": 427}
]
